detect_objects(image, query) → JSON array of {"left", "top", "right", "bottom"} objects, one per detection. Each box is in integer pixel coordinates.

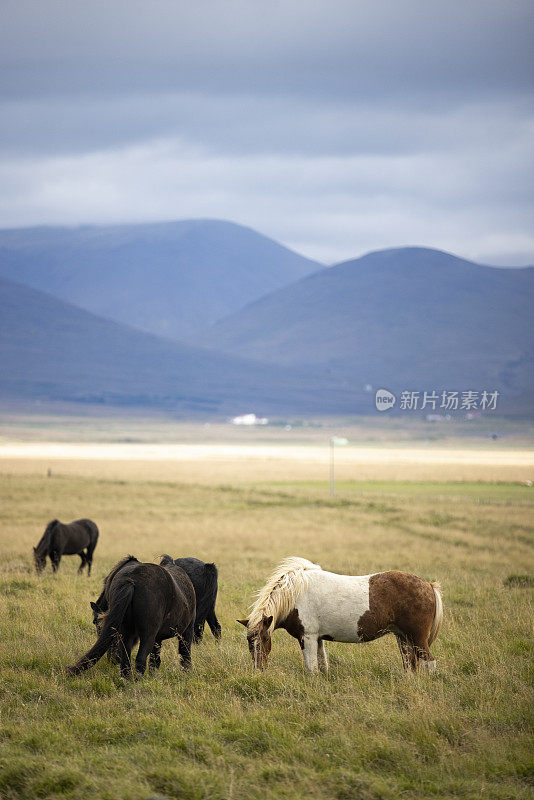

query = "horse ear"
[
  {"left": 262, "top": 615, "right": 273, "bottom": 628},
  {"left": 236, "top": 618, "right": 249, "bottom": 627},
  {"left": 33, "top": 546, "right": 37, "bottom": 552},
  {"left": 90, "top": 601, "right": 98, "bottom": 611}
]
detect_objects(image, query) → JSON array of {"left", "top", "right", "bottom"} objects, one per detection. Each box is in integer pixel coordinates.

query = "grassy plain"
[{"left": 0, "top": 423, "right": 533, "bottom": 800}]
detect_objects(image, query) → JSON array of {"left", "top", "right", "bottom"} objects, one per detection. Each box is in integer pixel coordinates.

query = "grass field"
[{"left": 1, "top": 447, "right": 533, "bottom": 798}]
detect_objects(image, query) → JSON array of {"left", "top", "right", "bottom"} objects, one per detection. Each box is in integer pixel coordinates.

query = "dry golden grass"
[
  {"left": 0, "top": 454, "right": 533, "bottom": 799},
  {"left": 1, "top": 440, "right": 534, "bottom": 484}
]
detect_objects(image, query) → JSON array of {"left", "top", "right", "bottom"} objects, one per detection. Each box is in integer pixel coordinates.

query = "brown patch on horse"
[
  {"left": 357, "top": 571, "right": 436, "bottom": 645},
  {"left": 277, "top": 608, "right": 305, "bottom": 649}
]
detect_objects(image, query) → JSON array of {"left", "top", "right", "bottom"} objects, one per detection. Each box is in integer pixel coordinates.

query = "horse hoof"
[{"left": 420, "top": 660, "right": 437, "bottom": 673}]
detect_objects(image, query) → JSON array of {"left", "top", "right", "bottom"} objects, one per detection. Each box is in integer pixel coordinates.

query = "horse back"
[
  {"left": 173, "top": 557, "right": 218, "bottom": 613},
  {"left": 76, "top": 518, "right": 99, "bottom": 544},
  {"left": 159, "top": 562, "right": 196, "bottom": 629},
  {"left": 118, "top": 562, "right": 195, "bottom": 637},
  {"left": 173, "top": 557, "right": 205, "bottom": 588},
  {"left": 56, "top": 519, "right": 97, "bottom": 554},
  {"left": 162, "top": 563, "right": 196, "bottom": 610}
]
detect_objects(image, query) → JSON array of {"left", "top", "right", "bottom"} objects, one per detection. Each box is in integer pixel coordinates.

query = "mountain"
[
  {"left": 0, "top": 220, "right": 321, "bottom": 340},
  {"left": 194, "top": 247, "right": 534, "bottom": 399},
  {"left": 0, "top": 277, "right": 359, "bottom": 415}
]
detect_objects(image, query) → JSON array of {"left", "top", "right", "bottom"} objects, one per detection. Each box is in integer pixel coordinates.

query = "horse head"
[
  {"left": 237, "top": 614, "right": 273, "bottom": 670},
  {"left": 90, "top": 599, "right": 107, "bottom": 634},
  {"left": 33, "top": 546, "right": 46, "bottom": 574}
]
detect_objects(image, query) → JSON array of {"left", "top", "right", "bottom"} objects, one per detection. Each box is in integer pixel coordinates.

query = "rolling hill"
[
  {"left": 0, "top": 277, "right": 360, "bottom": 415},
  {"left": 0, "top": 220, "right": 321, "bottom": 339},
  {"left": 194, "top": 247, "right": 534, "bottom": 399}
]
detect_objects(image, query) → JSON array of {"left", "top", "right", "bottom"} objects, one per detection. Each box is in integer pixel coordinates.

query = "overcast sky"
[{"left": 1, "top": 0, "right": 533, "bottom": 264}]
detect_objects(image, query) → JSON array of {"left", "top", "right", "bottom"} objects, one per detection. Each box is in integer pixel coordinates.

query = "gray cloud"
[
  {"left": 0, "top": 0, "right": 533, "bottom": 265},
  {"left": 2, "top": 0, "right": 533, "bottom": 100}
]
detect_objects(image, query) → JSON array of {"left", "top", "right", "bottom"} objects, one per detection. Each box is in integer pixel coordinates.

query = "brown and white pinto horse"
[{"left": 238, "top": 557, "right": 442, "bottom": 673}]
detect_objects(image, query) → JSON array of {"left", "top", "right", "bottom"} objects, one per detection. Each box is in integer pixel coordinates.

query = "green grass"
[{"left": 0, "top": 473, "right": 533, "bottom": 799}]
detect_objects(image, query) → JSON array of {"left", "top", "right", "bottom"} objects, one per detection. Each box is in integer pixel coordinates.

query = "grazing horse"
[
  {"left": 33, "top": 518, "right": 99, "bottom": 575},
  {"left": 238, "top": 557, "right": 443, "bottom": 673},
  {"left": 160, "top": 555, "right": 221, "bottom": 642},
  {"left": 68, "top": 555, "right": 195, "bottom": 677}
]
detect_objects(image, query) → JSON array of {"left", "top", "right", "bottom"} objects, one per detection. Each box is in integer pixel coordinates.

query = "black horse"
[
  {"left": 68, "top": 555, "right": 196, "bottom": 677},
  {"left": 160, "top": 555, "right": 221, "bottom": 642},
  {"left": 90, "top": 555, "right": 221, "bottom": 657},
  {"left": 33, "top": 518, "right": 99, "bottom": 575}
]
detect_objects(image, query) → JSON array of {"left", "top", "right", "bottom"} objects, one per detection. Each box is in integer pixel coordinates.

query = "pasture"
[{"left": 0, "top": 442, "right": 533, "bottom": 799}]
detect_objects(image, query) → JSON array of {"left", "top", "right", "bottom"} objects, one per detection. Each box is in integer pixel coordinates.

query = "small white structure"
[{"left": 231, "top": 413, "right": 269, "bottom": 426}]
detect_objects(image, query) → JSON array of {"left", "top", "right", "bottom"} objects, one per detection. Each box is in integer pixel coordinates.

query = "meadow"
[{"left": 0, "top": 439, "right": 533, "bottom": 799}]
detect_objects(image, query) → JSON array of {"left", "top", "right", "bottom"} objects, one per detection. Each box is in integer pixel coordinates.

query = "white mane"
[{"left": 248, "top": 556, "right": 322, "bottom": 633}]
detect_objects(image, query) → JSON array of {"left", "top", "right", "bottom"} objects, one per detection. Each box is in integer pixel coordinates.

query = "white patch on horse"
[{"left": 295, "top": 571, "right": 373, "bottom": 643}]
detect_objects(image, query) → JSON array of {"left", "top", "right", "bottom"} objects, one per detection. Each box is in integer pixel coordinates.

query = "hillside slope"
[
  {"left": 0, "top": 220, "right": 321, "bottom": 339},
  {"left": 0, "top": 277, "right": 357, "bottom": 415},
  {"left": 195, "top": 247, "right": 534, "bottom": 397}
]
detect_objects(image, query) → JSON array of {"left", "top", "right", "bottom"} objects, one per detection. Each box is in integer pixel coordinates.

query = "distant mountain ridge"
[
  {"left": 0, "top": 276, "right": 360, "bottom": 415},
  {"left": 194, "top": 247, "right": 534, "bottom": 399},
  {"left": 0, "top": 219, "right": 322, "bottom": 340},
  {"left": 1, "top": 224, "right": 533, "bottom": 415}
]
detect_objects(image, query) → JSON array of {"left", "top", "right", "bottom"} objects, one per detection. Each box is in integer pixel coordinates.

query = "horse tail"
[
  {"left": 88, "top": 519, "right": 99, "bottom": 545},
  {"left": 196, "top": 563, "right": 219, "bottom": 621},
  {"left": 67, "top": 578, "right": 135, "bottom": 674},
  {"left": 428, "top": 582, "right": 443, "bottom": 646}
]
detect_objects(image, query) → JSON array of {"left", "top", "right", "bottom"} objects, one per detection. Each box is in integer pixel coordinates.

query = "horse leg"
[
  {"left": 317, "top": 639, "right": 329, "bottom": 674},
  {"left": 302, "top": 634, "right": 319, "bottom": 673},
  {"left": 178, "top": 622, "right": 194, "bottom": 670},
  {"left": 135, "top": 633, "right": 158, "bottom": 677},
  {"left": 397, "top": 631, "right": 435, "bottom": 672},
  {"left": 149, "top": 641, "right": 162, "bottom": 672},
  {"left": 395, "top": 634, "right": 414, "bottom": 672},
  {"left": 50, "top": 551, "right": 61, "bottom": 572},
  {"left": 193, "top": 619, "right": 205, "bottom": 644},
  {"left": 77, "top": 552, "right": 87, "bottom": 575},
  {"left": 119, "top": 633, "right": 135, "bottom": 678},
  {"left": 412, "top": 636, "right": 436, "bottom": 672},
  {"left": 206, "top": 608, "right": 222, "bottom": 640},
  {"left": 85, "top": 543, "right": 96, "bottom": 577}
]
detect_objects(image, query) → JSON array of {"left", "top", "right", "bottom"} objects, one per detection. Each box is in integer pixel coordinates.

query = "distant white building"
[{"left": 231, "top": 413, "right": 268, "bottom": 426}]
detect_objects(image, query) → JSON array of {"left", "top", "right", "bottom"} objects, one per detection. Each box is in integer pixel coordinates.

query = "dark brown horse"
[
  {"left": 160, "top": 555, "right": 221, "bottom": 642},
  {"left": 68, "top": 555, "right": 196, "bottom": 677},
  {"left": 33, "top": 519, "right": 99, "bottom": 575},
  {"left": 91, "top": 555, "right": 222, "bottom": 652}
]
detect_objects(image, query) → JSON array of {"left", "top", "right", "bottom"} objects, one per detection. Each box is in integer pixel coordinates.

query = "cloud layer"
[{"left": 1, "top": 0, "right": 533, "bottom": 264}]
